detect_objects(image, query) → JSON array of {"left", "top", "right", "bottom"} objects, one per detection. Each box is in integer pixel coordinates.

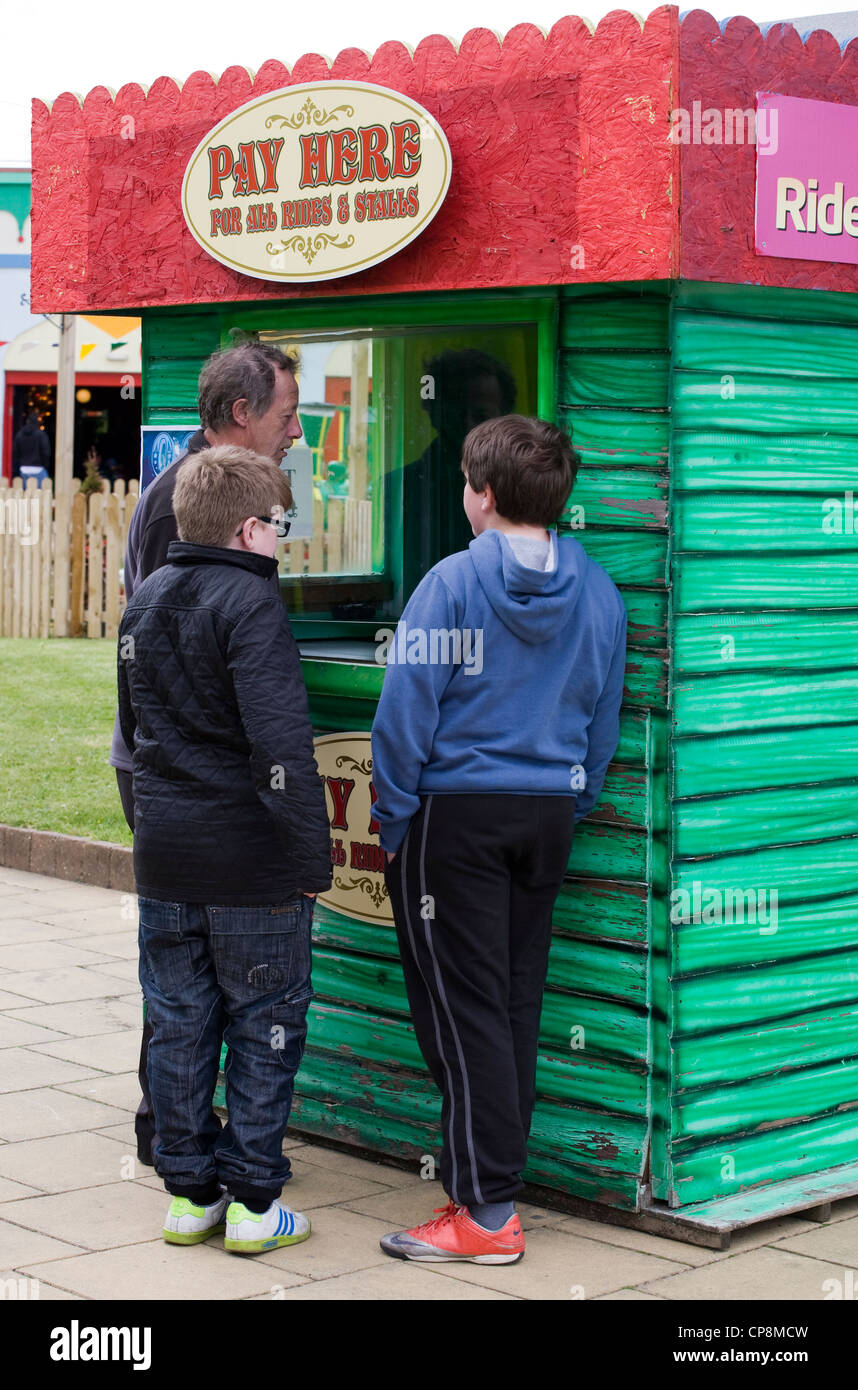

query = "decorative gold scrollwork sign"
[
  {"left": 182, "top": 81, "right": 452, "bottom": 282},
  {"left": 313, "top": 731, "right": 392, "bottom": 925}
]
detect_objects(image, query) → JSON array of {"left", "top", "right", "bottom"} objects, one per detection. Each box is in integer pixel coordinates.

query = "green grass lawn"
[{"left": 0, "top": 638, "right": 132, "bottom": 846}]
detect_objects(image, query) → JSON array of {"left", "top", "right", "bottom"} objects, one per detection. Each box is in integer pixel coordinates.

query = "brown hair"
[
  {"left": 173, "top": 445, "right": 293, "bottom": 547},
  {"left": 461, "top": 415, "right": 579, "bottom": 526},
  {"left": 198, "top": 342, "right": 300, "bottom": 431}
]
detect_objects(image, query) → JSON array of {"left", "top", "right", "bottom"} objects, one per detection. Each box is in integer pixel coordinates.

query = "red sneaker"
[{"left": 380, "top": 1201, "right": 525, "bottom": 1264}]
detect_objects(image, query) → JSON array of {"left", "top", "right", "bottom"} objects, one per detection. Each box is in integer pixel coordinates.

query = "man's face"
[{"left": 243, "top": 367, "right": 302, "bottom": 463}]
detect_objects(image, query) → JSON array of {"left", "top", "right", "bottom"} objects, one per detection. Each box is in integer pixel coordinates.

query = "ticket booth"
[{"left": 30, "top": 7, "right": 858, "bottom": 1246}]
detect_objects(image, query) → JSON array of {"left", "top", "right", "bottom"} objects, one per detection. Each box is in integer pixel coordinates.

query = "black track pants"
[{"left": 384, "top": 792, "right": 576, "bottom": 1206}]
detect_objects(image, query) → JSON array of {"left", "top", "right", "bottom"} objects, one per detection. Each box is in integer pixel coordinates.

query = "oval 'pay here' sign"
[{"left": 182, "top": 81, "right": 452, "bottom": 283}]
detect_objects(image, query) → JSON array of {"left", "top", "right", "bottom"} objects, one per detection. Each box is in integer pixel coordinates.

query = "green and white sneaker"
[
  {"left": 224, "top": 1199, "right": 311, "bottom": 1254},
  {"left": 162, "top": 1191, "right": 229, "bottom": 1245}
]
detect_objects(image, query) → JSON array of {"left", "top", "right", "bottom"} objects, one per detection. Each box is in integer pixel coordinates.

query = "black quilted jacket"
[{"left": 117, "top": 541, "right": 332, "bottom": 904}]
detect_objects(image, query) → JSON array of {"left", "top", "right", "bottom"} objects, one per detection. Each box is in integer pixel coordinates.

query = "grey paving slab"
[
  {"left": 0, "top": 1016, "right": 68, "bottom": 1049},
  {"left": 244, "top": 1262, "right": 517, "bottom": 1300},
  {"left": 0, "top": 1216, "right": 85, "bottom": 1266},
  {"left": 0, "top": 942, "right": 116, "bottom": 972},
  {"left": 21, "top": 1242, "right": 310, "bottom": 1301},
  {"left": 29, "top": 1030, "right": 142, "bottom": 1074},
  {"left": 12, "top": 886, "right": 125, "bottom": 911},
  {"left": 0, "top": 920, "right": 78, "bottom": 947},
  {"left": 0, "top": 1270, "right": 80, "bottom": 1299},
  {"left": 71, "top": 934, "right": 138, "bottom": 961},
  {"left": 272, "top": 1155, "right": 402, "bottom": 1210},
  {"left": 56, "top": 1071, "right": 140, "bottom": 1112},
  {"left": 0, "top": 897, "right": 54, "bottom": 919},
  {"left": 91, "top": 1121, "right": 142, "bottom": 1148},
  {"left": 253, "top": 1206, "right": 404, "bottom": 1281},
  {"left": 638, "top": 1245, "right": 851, "bottom": 1300},
  {"left": 770, "top": 1215, "right": 858, "bottom": 1267},
  {"left": 0, "top": 1176, "right": 42, "bottom": 1201},
  {"left": 0, "top": 1131, "right": 137, "bottom": 1194},
  {"left": 595, "top": 1288, "right": 668, "bottom": 1300},
  {"left": 0, "top": 1180, "right": 175, "bottom": 1251},
  {"left": 0, "top": 1087, "right": 128, "bottom": 1141},
  {"left": 341, "top": 1182, "right": 469, "bottom": 1228},
  {"left": 80, "top": 959, "right": 140, "bottom": 984},
  {"left": 551, "top": 1212, "right": 822, "bottom": 1268},
  {"left": 286, "top": 1142, "right": 420, "bottom": 1188},
  {"left": 0, "top": 984, "right": 46, "bottom": 1007},
  {"left": 25, "top": 906, "right": 137, "bottom": 934},
  {"left": 0, "top": 966, "right": 136, "bottom": 1005},
  {"left": 0, "top": 869, "right": 83, "bottom": 892},
  {"left": 4, "top": 998, "right": 141, "bottom": 1036},
  {"left": 411, "top": 1224, "right": 691, "bottom": 1300},
  {"left": 0, "top": 1047, "right": 102, "bottom": 1093}
]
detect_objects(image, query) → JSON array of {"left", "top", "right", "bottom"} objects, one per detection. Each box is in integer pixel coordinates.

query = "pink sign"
[{"left": 756, "top": 92, "right": 858, "bottom": 266}]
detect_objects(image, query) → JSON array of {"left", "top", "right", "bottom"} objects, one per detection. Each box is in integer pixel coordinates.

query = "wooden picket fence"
[
  {"left": 0, "top": 478, "right": 138, "bottom": 638},
  {"left": 281, "top": 494, "right": 372, "bottom": 576},
  {"left": 0, "top": 478, "right": 371, "bottom": 639}
]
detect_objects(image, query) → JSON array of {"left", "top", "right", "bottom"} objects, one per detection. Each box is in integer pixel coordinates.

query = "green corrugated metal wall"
[
  {"left": 141, "top": 280, "right": 858, "bottom": 1215},
  {"left": 666, "top": 280, "right": 858, "bottom": 1208}
]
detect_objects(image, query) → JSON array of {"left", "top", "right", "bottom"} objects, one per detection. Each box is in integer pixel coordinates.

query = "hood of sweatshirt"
[{"left": 468, "top": 528, "right": 584, "bottom": 644}]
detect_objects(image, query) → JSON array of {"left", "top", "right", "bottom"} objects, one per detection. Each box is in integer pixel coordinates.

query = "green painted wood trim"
[
  {"left": 675, "top": 555, "right": 858, "bottom": 611},
  {"left": 675, "top": 612, "right": 858, "bottom": 676},
  {"left": 672, "top": 836, "right": 858, "bottom": 907},
  {"left": 674, "top": 781, "right": 858, "bottom": 858},
  {"left": 673, "top": 950, "right": 858, "bottom": 1034},
  {"left": 673, "top": 671, "right": 858, "bottom": 736},
  {"left": 559, "top": 353, "right": 670, "bottom": 410},
  {"left": 652, "top": 1155, "right": 858, "bottom": 1230},
  {"left": 565, "top": 468, "right": 668, "bottom": 530},
  {"left": 674, "top": 1002, "right": 858, "bottom": 1089},
  {"left": 670, "top": 1110, "right": 858, "bottom": 1207},
  {"left": 672, "top": 724, "right": 858, "bottom": 798},
  {"left": 559, "top": 407, "right": 669, "bottom": 468},
  {"left": 568, "top": 530, "right": 668, "bottom": 587},
  {"left": 672, "top": 1060, "right": 858, "bottom": 1145},
  {"left": 674, "top": 434, "right": 858, "bottom": 493}
]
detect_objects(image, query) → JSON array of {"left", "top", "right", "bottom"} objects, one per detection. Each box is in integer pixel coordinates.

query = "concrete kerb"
[{"left": 0, "top": 824, "right": 134, "bottom": 892}]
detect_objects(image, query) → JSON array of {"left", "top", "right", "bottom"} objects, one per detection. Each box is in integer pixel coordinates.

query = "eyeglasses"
[{"left": 235, "top": 515, "right": 291, "bottom": 540}]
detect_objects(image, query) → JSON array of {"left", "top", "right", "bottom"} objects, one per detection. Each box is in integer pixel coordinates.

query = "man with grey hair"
[{"left": 110, "top": 340, "right": 303, "bottom": 1166}]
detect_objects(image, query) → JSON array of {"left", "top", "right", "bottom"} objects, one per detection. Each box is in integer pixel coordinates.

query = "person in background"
[
  {"left": 402, "top": 349, "right": 517, "bottom": 587},
  {"left": 118, "top": 446, "right": 331, "bottom": 1252},
  {"left": 110, "top": 341, "right": 304, "bottom": 1168},
  {"left": 13, "top": 412, "right": 51, "bottom": 484},
  {"left": 371, "top": 415, "right": 627, "bottom": 1266}
]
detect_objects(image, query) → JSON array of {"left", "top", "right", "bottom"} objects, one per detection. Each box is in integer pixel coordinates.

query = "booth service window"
[{"left": 256, "top": 323, "right": 538, "bottom": 622}]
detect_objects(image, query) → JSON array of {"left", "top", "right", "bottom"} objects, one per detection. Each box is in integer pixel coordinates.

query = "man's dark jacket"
[
  {"left": 111, "top": 430, "right": 213, "bottom": 771},
  {"left": 13, "top": 421, "right": 51, "bottom": 472},
  {"left": 118, "top": 540, "right": 332, "bottom": 905}
]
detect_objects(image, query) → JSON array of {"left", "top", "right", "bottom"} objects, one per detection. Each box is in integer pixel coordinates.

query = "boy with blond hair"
[{"left": 118, "top": 445, "right": 331, "bottom": 1254}]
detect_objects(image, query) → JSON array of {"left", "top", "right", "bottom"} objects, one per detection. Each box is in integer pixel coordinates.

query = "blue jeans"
[{"left": 137, "top": 894, "right": 314, "bottom": 1204}]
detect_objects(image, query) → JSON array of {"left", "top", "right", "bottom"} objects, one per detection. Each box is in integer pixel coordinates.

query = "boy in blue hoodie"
[{"left": 370, "top": 414, "right": 627, "bottom": 1265}]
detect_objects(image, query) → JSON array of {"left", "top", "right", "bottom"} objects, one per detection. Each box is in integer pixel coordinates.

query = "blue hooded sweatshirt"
[{"left": 370, "top": 528, "right": 627, "bottom": 854}]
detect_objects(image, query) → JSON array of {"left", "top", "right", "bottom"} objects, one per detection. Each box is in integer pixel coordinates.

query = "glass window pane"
[{"left": 256, "top": 320, "right": 539, "bottom": 618}]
